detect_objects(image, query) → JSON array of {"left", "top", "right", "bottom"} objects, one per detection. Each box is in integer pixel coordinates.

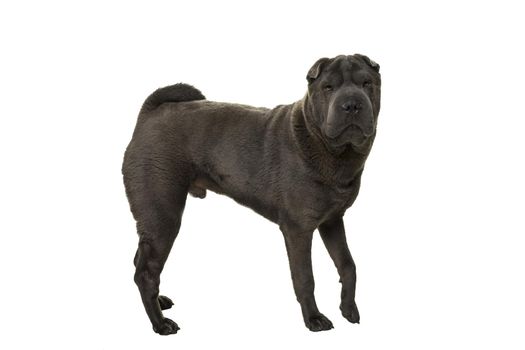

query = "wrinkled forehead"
[{"left": 325, "top": 55, "right": 370, "bottom": 81}]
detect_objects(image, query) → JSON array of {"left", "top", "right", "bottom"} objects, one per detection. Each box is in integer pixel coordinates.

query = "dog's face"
[{"left": 306, "top": 54, "right": 381, "bottom": 153}]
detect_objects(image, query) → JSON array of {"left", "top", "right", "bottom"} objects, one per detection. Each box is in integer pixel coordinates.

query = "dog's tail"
[{"left": 139, "top": 83, "right": 206, "bottom": 117}]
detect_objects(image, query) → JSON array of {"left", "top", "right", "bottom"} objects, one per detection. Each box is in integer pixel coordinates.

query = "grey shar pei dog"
[{"left": 123, "top": 54, "right": 381, "bottom": 335}]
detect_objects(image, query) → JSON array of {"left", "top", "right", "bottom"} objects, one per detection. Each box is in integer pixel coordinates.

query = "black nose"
[{"left": 342, "top": 101, "right": 362, "bottom": 114}]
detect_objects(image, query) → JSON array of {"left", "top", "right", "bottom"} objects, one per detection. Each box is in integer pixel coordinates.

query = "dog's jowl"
[{"left": 122, "top": 54, "right": 381, "bottom": 335}]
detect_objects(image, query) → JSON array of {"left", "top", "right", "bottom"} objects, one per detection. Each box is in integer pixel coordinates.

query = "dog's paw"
[
  {"left": 153, "top": 317, "right": 180, "bottom": 335},
  {"left": 305, "top": 313, "right": 334, "bottom": 332},
  {"left": 158, "top": 295, "right": 174, "bottom": 310},
  {"left": 341, "top": 302, "right": 360, "bottom": 324}
]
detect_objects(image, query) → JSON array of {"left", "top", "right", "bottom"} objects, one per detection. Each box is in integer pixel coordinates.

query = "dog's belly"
[
  {"left": 189, "top": 158, "right": 361, "bottom": 230},
  {"left": 189, "top": 160, "right": 282, "bottom": 223}
]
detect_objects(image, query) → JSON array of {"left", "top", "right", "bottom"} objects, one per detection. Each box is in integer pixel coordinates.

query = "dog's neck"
[{"left": 289, "top": 97, "right": 372, "bottom": 188}]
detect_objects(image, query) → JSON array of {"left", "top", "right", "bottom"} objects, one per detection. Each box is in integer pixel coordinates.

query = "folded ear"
[
  {"left": 307, "top": 57, "right": 330, "bottom": 84},
  {"left": 355, "top": 54, "right": 380, "bottom": 73}
]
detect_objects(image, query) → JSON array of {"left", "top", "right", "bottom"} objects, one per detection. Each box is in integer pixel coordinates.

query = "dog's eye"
[
  {"left": 363, "top": 81, "right": 372, "bottom": 88},
  {"left": 323, "top": 85, "right": 333, "bottom": 92}
]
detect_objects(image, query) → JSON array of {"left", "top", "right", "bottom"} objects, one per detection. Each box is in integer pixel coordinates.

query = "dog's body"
[{"left": 123, "top": 54, "right": 381, "bottom": 334}]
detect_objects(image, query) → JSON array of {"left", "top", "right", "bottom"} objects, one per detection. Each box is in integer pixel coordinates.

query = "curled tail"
[{"left": 139, "top": 83, "right": 206, "bottom": 116}]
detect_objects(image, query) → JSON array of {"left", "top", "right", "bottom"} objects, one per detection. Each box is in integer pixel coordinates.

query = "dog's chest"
[
  {"left": 283, "top": 174, "right": 361, "bottom": 229},
  {"left": 319, "top": 179, "right": 360, "bottom": 214}
]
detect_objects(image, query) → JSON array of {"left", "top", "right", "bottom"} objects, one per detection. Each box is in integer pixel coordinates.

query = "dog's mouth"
[{"left": 324, "top": 124, "right": 371, "bottom": 149}]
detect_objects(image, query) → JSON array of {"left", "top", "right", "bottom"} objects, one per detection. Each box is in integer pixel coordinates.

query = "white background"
[{"left": 1, "top": 1, "right": 524, "bottom": 349}]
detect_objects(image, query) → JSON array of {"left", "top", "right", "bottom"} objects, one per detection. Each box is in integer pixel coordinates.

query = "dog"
[{"left": 122, "top": 54, "right": 381, "bottom": 334}]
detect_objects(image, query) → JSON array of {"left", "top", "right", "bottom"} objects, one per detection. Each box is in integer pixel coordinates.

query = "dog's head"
[{"left": 305, "top": 54, "right": 381, "bottom": 154}]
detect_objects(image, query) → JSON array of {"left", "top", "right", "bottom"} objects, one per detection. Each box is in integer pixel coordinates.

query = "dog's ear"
[
  {"left": 355, "top": 54, "right": 380, "bottom": 73},
  {"left": 307, "top": 57, "right": 330, "bottom": 84}
]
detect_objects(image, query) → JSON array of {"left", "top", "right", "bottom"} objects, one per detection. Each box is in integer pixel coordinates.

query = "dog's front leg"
[
  {"left": 281, "top": 226, "right": 334, "bottom": 331},
  {"left": 318, "top": 217, "right": 360, "bottom": 323}
]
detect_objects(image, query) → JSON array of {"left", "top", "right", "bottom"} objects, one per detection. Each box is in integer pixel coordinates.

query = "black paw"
[
  {"left": 158, "top": 295, "right": 174, "bottom": 310},
  {"left": 341, "top": 302, "right": 360, "bottom": 324},
  {"left": 153, "top": 317, "right": 180, "bottom": 335},
  {"left": 305, "top": 314, "right": 334, "bottom": 332}
]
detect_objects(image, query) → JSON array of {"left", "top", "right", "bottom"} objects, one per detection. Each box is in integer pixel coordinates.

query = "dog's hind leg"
[
  {"left": 132, "top": 183, "right": 188, "bottom": 335},
  {"left": 133, "top": 252, "right": 174, "bottom": 311}
]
